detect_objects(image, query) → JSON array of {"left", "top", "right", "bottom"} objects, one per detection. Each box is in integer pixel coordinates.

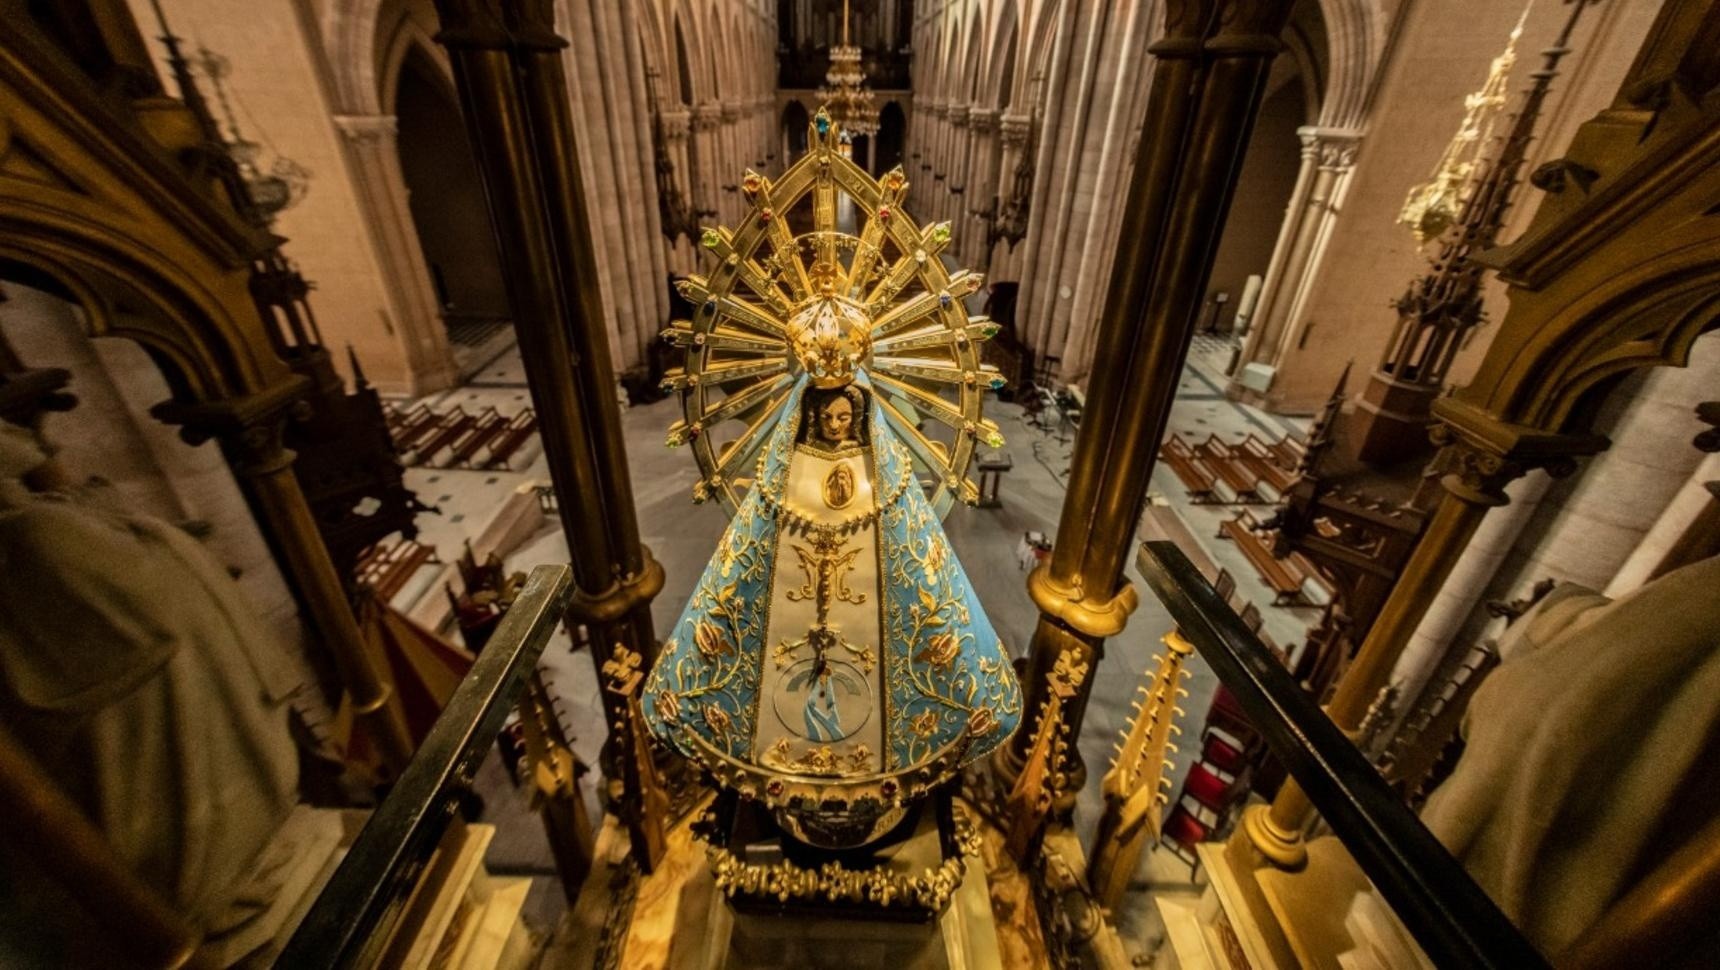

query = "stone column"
[
  {"left": 661, "top": 109, "right": 698, "bottom": 275},
  {"left": 944, "top": 103, "right": 971, "bottom": 228},
  {"left": 989, "top": 112, "right": 1033, "bottom": 278},
  {"left": 1228, "top": 126, "right": 1360, "bottom": 397},
  {"left": 331, "top": 113, "right": 459, "bottom": 395},
  {"left": 1608, "top": 450, "right": 1720, "bottom": 596},
  {"left": 722, "top": 100, "right": 746, "bottom": 224},
  {"left": 962, "top": 108, "right": 1000, "bottom": 270},
  {"left": 997, "top": 0, "right": 1298, "bottom": 812},
  {"left": 157, "top": 385, "right": 415, "bottom": 773},
  {"left": 1389, "top": 470, "right": 1552, "bottom": 704},
  {"left": 691, "top": 102, "right": 723, "bottom": 222},
  {"left": 434, "top": 0, "right": 667, "bottom": 868},
  {"left": 1014, "top": 0, "right": 1161, "bottom": 377}
]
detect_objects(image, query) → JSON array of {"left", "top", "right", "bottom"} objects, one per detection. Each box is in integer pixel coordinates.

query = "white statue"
[
  {"left": 0, "top": 422, "right": 299, "bottom": 937},
  {"left": 1421, "top": 554, "right": 1720, "bottom": 955}
]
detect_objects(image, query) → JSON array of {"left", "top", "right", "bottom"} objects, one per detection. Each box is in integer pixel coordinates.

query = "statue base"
[
  {"left": 548, "top": 795, "right": 1003, "bottom": 970},
  {"left": 700, "top": 786, "right": 971, "bottom": 922}
]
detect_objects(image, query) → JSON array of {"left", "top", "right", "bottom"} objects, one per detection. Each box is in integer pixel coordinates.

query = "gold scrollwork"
[{"left": 704, "top": 805, "right": 980, "bottom": 911}]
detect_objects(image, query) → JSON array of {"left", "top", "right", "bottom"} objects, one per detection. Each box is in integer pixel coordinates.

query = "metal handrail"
[
  {"left": 1135, "top": 541, "right": 1549, "bottom": 970},
  {"left": 277, "top": 564, "right": 573, "bottom": 968}
]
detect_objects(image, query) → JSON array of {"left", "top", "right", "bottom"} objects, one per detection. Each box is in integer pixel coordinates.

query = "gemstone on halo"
[{"left": 701, "top": 228, "right": 720, "bottom": 249}]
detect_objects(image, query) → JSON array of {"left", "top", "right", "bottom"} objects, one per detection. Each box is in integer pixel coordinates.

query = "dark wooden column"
[
  {"left": 997, "top": 0, "right": 1297, "bottom": 805},
  {"left": 431, "top": 0, "right": 665, "bottom": 869},
  {"left": 158, "top": 385, "right": 417, "bottom": 774}
]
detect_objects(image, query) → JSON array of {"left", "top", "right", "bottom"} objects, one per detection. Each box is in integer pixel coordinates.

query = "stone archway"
[
  {"left": 321, "top": 0, "right": 460, "bottom": 395},
  {"left": 391, "top": 46, "right": 512, "bottom": 371}
]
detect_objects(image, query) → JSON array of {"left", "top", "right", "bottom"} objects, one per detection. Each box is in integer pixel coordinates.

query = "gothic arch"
[
  {"left": 314, "top": 0, "right": 459, "bottom": 392},
  {"left": 1314, "top": 0, "right": 1385, "bottom": 130}
]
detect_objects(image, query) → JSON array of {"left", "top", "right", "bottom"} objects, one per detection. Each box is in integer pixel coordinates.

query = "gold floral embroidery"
[
  {"left": 762, "top": 737, "right": 873, "bottom": 776},
  {"left": 695, "top": 618, "right": 735, "bottom": 658},
  {"left": 655, "top": 689, "right": 681, "bottom": 723},
  {"left": 911, "top": 710, "right": 939, "bottom": 738},
  {"left": 914, "top": 631, "right": 958, "bottom": 669}
]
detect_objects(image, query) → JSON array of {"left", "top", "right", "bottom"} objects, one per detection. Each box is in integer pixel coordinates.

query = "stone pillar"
[
  {"left": 157, "top": 385, "right": 415, "bottom": 773},
  {"left": 661, "top": 109, "right": 698, "bottom": 275},
  {"left": 691, "top": 102, "right": 723, "bottom": 222},
  {"left": 962, "top": 108, "right": 1000, "bottom": 270},
  {"left": 1608, "top": 450, "right": 1720, "bottom": 596},
  {"left": 989, "top": 112, "right": 1034, "bottom": 278},
  {"left": 434, "top": 0, "right": 667, "bottom": 869},
  {"left": 331, "top": 113, "right": 460, "bottom": 395},
  {"left": 1014, "top": 0, "right": 1161, "bottom": 378},
  {"left": 722, "top": 100, "right": 746, "bottom": 224},
  {"left": 945, "top": 103, "right": 971, "bottom": 229},
  {"left": 1389, "top": 470, "right": 1552, "bottom": 704},
  {"left": 1228, "top": 126, "right": 1359, "bottom": 397},
  {"left": 996, "top": 0, "right": 1298, "bottom": 812}
]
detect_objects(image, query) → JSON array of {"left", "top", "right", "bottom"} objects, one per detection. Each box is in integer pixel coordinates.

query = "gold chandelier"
[{"left": 818, "top": 0, "right": 877, "bottom": 138}]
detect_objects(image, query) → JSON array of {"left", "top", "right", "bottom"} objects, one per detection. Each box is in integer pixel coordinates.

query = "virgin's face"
[{"left": 817, "top": 396, "right": 854, "bottom": 444}]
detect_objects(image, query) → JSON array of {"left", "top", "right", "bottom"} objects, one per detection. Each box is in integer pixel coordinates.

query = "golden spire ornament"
[{"left": 1397, "top": 2, "right": 1529, "bottom": 245}]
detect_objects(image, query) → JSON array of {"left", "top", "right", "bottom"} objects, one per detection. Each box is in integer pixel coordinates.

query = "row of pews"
[
  {"left": 356, "top": 538, "right": 439, "bottom": 603},
  {"left": 1215, "top": 509, "right": 1336, "bottom": 607},
  {"left": 385, "top": 402, "right": 540, "bottom": 470},
  {"left": 1160, "top": 431, "right": 1302, "bottom": 504}
]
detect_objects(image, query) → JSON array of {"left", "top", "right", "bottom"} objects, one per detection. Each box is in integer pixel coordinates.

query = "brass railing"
[
  {"left": 1135, "top": 541, "right": 1549, "bottom": 970},
  {"left": 278, "top": 564, "right": 573, "bottom": 968}
]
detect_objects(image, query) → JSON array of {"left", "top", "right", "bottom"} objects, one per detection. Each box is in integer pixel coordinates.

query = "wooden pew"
[
  {"left": 408, "top": 406, "right": 474, "bottom": 466},
  {"left": 1218, "top": 510, "right": 1304, "bottom": 604},
  {"left": 390, "top": 403, "right": 441, "bottom": 453},
  {"left": 1193, "top": 435, "right": 1262, "bottom": 504},
  {"left": 486, "top": 409, "right": 539, "bottom": 469},
  {"left": 1159, "top": 435, "right": 1217, "bottom": 503},
  {"left": 356, "top": 539, "right": 438, "bottom": 603},
  {"left": 1268, "top": 435, "right": 1304, "bottom": 472},
  {"left": 446, "top": 407, "right": 506, "bottom": 468},
  {"left": 1236, "top": 434, "right": 1297, "bottom": 494}
]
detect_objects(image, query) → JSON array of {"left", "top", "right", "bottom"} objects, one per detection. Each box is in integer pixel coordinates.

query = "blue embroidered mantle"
[{"left": 642, "top": 373, "right": 1021, "bottom": 774}]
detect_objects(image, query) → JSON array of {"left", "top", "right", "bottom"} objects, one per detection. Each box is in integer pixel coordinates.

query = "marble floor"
[{"left": 384, "top": 334, "right": 1311, "bottom": 953}]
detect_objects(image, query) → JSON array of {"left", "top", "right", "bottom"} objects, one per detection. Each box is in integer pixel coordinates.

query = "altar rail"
[
  {"left": 1135, "top": 541, "right": 1549, "bottom": 970},
  {"left": 278, "top": 563, "right": 573, "bottom": 968}
]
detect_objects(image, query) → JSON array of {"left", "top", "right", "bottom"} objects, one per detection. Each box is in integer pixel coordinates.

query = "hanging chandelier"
[{"left": 818, "top": 0, "right": 878, "bottom": 137}]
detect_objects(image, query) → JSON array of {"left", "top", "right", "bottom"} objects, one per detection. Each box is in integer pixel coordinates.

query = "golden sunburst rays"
[{"left": 663, "top": 107, "right": 1006, "bottom": 516}]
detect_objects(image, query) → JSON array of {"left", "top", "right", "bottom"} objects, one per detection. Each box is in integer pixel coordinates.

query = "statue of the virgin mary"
[{"left": 642, "top": 110, "right": 1021, "bottom": 849}]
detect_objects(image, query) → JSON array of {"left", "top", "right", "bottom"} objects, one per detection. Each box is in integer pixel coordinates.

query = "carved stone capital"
[
  {"left": 948, "top": 104, "right": 971, "bottom": 127},
  {"left": 691, "top": 103, "right": 723, "bottom": 131},
  {"left": 967, "top": 108, "right": 999, "bottom": 132},
  {"left": 1298, "top": 126, "right": 1361, "bottom": 171},
  {"left": 332, "top": 113, "right": 399, "bottom": 145},
  {"left": 430, "top": 0, "right": 511, "bottom": 50},
  {"left": 720, "top": 101, "right": 743, "bottom": 123},
  {"left": 658, "top": 109, "right": 691, "bottom": 139},
  {"left": 999, "top": 113, "right": 1033, "bottom": 148}
]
